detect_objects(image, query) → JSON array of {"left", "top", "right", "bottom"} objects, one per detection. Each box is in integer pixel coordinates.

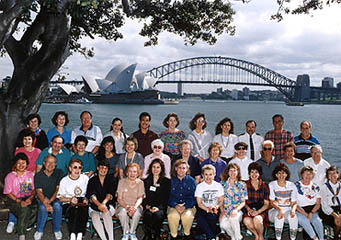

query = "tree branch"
[{"left": 122, "top": 0, "right": 131, "bottom": 16}]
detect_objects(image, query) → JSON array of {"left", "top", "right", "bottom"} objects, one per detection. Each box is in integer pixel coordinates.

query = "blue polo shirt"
[
  {"left": 168, "top": 175, "right": 196, "bottom": 209},
  {"left": 201, "top": 158, "right": 227, "bottom": 182},
  {"left": 36, "top": 148, "right": 71, "bottom": 176},
  {"left": 47, "top": 126, "right": 72, "bottom": 147}
]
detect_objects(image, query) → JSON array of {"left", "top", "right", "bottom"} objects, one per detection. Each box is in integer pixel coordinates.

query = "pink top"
[
  {"left": 15, "top": 147, "right": 41, "bottom": 172},
  {"left": 3, "top": 171, "right": 35, "bottom": 198}
]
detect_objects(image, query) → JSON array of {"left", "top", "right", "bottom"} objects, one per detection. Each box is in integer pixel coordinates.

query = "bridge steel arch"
[{"left": 147, "top": 56, "right": 297, "bottom": 101}]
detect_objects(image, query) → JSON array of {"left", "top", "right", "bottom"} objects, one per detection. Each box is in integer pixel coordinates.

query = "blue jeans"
[
  {"left": 8, "top": 212, "right": 18, "bottom": 224},
  {"left": 36, "top": 200, "right": 63, "bottom": 233},
  {"left": 197, "top": 208, "right": 219, "bottom": 239},
  {"left": 297, "top": 212, "right": 324, "bottom": 240}
]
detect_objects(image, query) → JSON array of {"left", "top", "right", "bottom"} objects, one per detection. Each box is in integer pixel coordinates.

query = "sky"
[{"left": 1, "top": 0, "right": 341, "bottom": 93}]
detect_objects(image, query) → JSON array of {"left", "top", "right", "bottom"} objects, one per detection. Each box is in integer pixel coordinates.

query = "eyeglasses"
[
  {"left": 153, "top": 145, "right": 162, "bottom": 149},
  {"left": 263, "top": 147, "right": 272, "bottom": 151},
  {"left": 98, "top": 166, "right": 108, "bottom": 169},
  {"left": 237, "top": 147, "right": 246, "bottom": 150},
  {"left": 197, "top": 120, "right": 205, "bottom": 123},
  {"left": 73, "top": 166, "right": 83, "bottom": 170}
]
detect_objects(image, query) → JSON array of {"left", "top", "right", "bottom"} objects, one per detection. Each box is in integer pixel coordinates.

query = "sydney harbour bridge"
[{"left": 147, "top": 56, "right": 341, "bottom": 102}]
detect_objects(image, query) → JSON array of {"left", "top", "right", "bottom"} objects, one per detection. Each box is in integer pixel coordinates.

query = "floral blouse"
[{"left": 221, "top": 180, "right": 247, "bottom": 215}]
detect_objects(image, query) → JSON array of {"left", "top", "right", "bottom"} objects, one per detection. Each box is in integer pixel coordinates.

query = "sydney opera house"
[{"left": 57, "top": 63, "right": 164, "bottom": 104}]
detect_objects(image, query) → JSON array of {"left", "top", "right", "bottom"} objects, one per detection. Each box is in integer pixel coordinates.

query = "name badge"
[{"left": 149, "top": 186, "right": 156, "bottom": 192}]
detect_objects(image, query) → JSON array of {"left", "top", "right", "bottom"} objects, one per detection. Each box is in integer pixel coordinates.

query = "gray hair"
[
  {"left": 262, "top": 140, "right": 274, "bottom": 149},
  {"left": 310, "top": 144, "right": 323, "bottom": 153},
  {"left": 151, "top": 139, "right": 164, "bottom": 149},
  {"left": 179, "top": 139, "right": 193, "bottom": 150}
]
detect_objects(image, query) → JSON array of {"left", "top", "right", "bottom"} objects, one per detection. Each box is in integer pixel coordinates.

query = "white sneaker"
[
  {"left": 70, "top": 233, "right": 76, "bottom": 240},
  {"left": 34, "top": 231, "right": 43, "bottom": 240},
  {"left": 19, "top": 235, "right": 25, "bottom": 240},
  {"left": 76, "top": 232, "right": 83, "bottom": 240},
  {"left": 6, "top": 222, "right": 15, "bottom": 234},
  {"left": 121, "top": 234, "right": 130, "bottom": 240},
  {"left": 54, "top": 231, "right": 62, "bottom": 240},
  {"left": 130, "top": 234, "right": 137, "bottom": 240}
]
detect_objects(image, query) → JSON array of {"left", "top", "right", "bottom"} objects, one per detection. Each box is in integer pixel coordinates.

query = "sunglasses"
[
  {"left": 263, "top": 148, "right": 272, "bottom": 151},
  {"left": 237, "top": 147, "right": 246, "bottom": 150},
  {"left": 73, "top": 166, "right": 83, "bottom": 170},
  {"left": 153, "top": 145, "right": 162, "bottom": 149}
]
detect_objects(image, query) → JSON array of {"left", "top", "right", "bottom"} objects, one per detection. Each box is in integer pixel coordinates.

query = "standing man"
[
  {"left": 33, "top": 155, "right": 64, "bottom": 240},
  {"left": 264, "top": 114, "right": 294, "bottom": 161},
  {"left": 238, "top": 120, "right": 264, "bottom": 161},
  {"left": 35, "top": 135, "right": 71, "bottom": 175},
  {"left": 71, "top": 111, "right": 103, "bottom": 154},
  {"left": 294, "top": 121, "right": 320, "bottom": 160},
  {"left": 132, "top": 112, "right": 158, "bottom": 157}
]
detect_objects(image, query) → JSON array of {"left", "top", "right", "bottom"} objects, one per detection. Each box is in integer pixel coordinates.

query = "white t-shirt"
[
  {"left": 304, "top": 157, "right": 330, "bottom": 187},
  {"left": 195, "top": 180, "right": 224, "bottom": 207},
  {"left": 295, "top": 180, "right": 321, "bottom": 207},
  {"left": 58, "top": 174, "right": 89, "bottom": 200},
  {"left": 269, "top": 180, "right": 297, "bottom": 209},
  {"left": 229, "top": 157, "right": 253, "bottom": 181}
]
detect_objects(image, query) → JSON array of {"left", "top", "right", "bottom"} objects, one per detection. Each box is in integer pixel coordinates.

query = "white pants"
[
  {"left": 219, "top": 211, "right": 243, "bottom": 240},
  {"left": 269, "top": 208, "right": 298, "bottom": 240}
]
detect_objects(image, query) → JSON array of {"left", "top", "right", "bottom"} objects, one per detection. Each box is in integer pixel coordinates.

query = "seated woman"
[
  {"left": 295, "top": 165, "right": 324, "bottom": 240},
  {"left": 219, "top": 163, "right": 247, "bottom": 240},
  {"left": 15, "top": 129, "right": 41, "bottom": 172},
  {"left": 142, "top": 159, "right": 170, "bottom": 240},
  {"left": 58, "top": 159, "right": 89, "bottom": 240},
  {"left": 268, "top": 163, "right": 298, "bottom": 240},
  {"left": 159, "top": 113, "right": 186, "bottom": 162},
  {"left": 104, "top": 117, "right": 128, "bottom": 154},
  {"left": 168, "top": 159, "right": 197, "bottom": 240},
  {"left": 143, "top": 139, "right": 171, "bottom": 179},
  {"left": 201, "top": 142, "right": 227, "bottom": 182},
  {"left": 47, "top": 111, "right": 72, "bottom": 148},
  {"left": 243, "top": 162, "right": 270, "bottom": 240},
  {"left": 116, "top": 163, "right": 145, "bottom": 240},
  {"left": 86, "top": 160, "right": 118, "bottom": 240},
  {"left": 320, "top": 165, "right": 341, "bottom": 238},
  {"left": 3, "top": 153, "right": 36, "bottom": 240},
  {"left": 96, "top": 136, "right": 120, "bottom": 177},
  {"left": 118, "top": 136, "right": 144, "bottom": 179},
  {"left": 195, "top": 164, "right": 223, "bottom": 240},
  {"left": 73, "top": 135, "right": 96, "bottom": 177}
]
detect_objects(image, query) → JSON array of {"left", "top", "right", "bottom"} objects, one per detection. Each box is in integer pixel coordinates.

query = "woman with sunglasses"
[
  {"left": 159, "top": 113, "right": 186, "bottom": 163},
  {"left": 86, "top": 160, "right": 118, "bottom": 240},
  {"left": 188, "top": 112, "right": 212, "bottom": 163},
  {"left": 229, "top": 142, "right": 253, "bottom": 181},
  {"left": 213, "top": 117, "right": 238, "bottom": 162},
  {"left": 142, "top": 139, "right": 171, "bottom": 179},
  {"left": 58, "top": 159, "right": 89, "bottom": 240}
]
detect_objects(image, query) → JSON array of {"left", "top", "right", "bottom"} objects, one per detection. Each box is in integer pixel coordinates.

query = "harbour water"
[{"left": 38, "top": 100, "right": 341, "bottom": 167}]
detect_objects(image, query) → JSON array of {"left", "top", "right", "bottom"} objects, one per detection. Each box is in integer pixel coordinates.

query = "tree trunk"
[{"left": 0, "top": 9, "right": 71, "bottom": 186}]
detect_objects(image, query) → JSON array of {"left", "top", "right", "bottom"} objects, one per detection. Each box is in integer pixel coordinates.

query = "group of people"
[{"left": 3, "top": 110, "right": 340, "bottom": 240}]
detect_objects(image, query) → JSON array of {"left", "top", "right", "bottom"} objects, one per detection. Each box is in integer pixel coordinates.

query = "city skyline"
[{"left": 1, "top": 0, "right": 341, "bottom": 93}]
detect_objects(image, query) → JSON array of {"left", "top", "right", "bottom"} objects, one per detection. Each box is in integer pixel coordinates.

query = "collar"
[
  {"left": 80, "top": 124, "right": 93, "bottom": 131},
  {"left": 48, "top": 147, "right": 63, "bottom": 155}
]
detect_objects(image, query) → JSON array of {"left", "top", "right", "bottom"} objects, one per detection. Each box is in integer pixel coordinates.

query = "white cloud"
[{"left": 1, "top": 0, "right": 341, "bottom": 92}]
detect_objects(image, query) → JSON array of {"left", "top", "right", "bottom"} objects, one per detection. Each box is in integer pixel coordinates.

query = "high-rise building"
[{"left": 322, "top": 77, "right": 334, "bottom": 88}]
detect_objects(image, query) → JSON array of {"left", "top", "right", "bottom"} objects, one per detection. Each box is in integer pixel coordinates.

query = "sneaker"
[
  {"left": 122, "top": 234, "right": 130, "bottom": 240},
  {"left": 19, "top": 235, "right": 25, "bottom": 240},
  {"left": 76, "top": 232, "right": 83, "bottom": 240},
  {"left": 6, "top": 222, "right": 15, "bottom": 234},
  {"left": 26, "top": 227, "right": 32, "bottom": 232},
  {"left": 130, "top": 234, "right": 138, "bottom": 240},
  {"left": 54, "top": 231, "right": 62, "bottom": 240},
  {"left": 34, "top": 231, "right": 43, "bottom": 240},
  {"left": 70, "top": 233, "right": 76, "bottom": 240}
]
